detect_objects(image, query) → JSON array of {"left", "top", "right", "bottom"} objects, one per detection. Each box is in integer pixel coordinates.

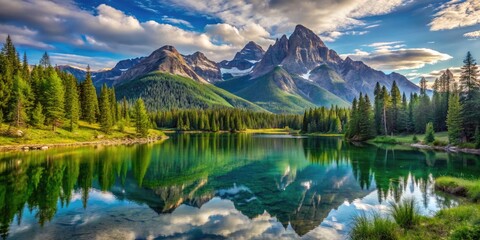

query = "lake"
[{"left": 1, "top": 134, "right": 479, "bottom": 239}]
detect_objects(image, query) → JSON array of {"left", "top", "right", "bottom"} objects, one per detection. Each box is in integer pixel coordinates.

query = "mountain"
[
  {"left": 58, "top": 57, "right": 144, "bottom": 87},
  {"left": 219, "top": 41, "right": 265, "bottom": 79},
  {"left": 115, "top": 72, "right": 265, "bottom": 111},
  {"left": 114, "top": 46, "right": 265, "bottom": 111},
  {"left": 92, "top": 57, "right": 144, "bottom": 86},
  {"left": 117, "top": 45, "right": 208, "bottom": 84},
  {"left": 57, "top": 65, "right": 88, "bottom": 81},
  {"left": 216, "top": 66, "right": 349, "bottom": 113},
  {"left": 183, "top": 52, "right": 222, "bottom": 82},
  {"left": 216, "top": 24, "right": 420, "bottom": 113}
]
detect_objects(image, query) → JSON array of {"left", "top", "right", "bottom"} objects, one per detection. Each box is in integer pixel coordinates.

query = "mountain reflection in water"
[{"left": 1, "top": 134, "right": 478, "bottom": 239}]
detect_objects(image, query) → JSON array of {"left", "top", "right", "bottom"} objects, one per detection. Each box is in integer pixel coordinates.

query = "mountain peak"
[
  {"left": 293, "top": 24, "right": 309, "bottom": 32},
  {"left": 118, "top": 45, "right": 207, "bottom": 83},
  {"left": 233, "top": 41, "right": 265, "bottom": 62},
  {"left": 184, "top": 51, "right": 222, "bottom": 83},
  {"left": 159, "top": 45, "right": 177, "bottom": 52},
  {"left": 290, "top": 24, "right": 325, "bottom": 48}
]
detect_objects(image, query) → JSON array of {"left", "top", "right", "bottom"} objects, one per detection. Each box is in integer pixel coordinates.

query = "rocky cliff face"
[
  {"left": 183, "top": 52, "right": 222, "bottom": 82},
  {"left": 249, "top": 24, "right": 420, "bottom": 101},
  {"left": 118, "top": 45, "right": 207, "bottom": 84}
]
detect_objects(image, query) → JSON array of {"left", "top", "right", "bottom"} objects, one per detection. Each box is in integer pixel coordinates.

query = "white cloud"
[
  {"left": 162, "top": 16, "right": 194, "bottom": 28},
  {"left": 0, "top": 0, "right": 411, "bottom": 66},
  {"left": 321, "top": 30, "right": 369, "bottom": 42},
  {"left": 342, "top": 42, "right": 452, "bottom": 70},
  {"left": 0, "top": 24, "right": 53, "bottom": 49},
  {"left": 365, "top": 24, "right": 380, "bottom": 29},
  {"left": 50, "top": 53, "right": 118, "bottom": 70},
  {"left": 168, "top": 0, "right": 410, "bottom": 35},
  {"left": 205, "top": 23, "right": 273, "bottom": 47},
  {"left": 0, "top": 0, "right": 251, "bottom": 62},
  {"left": 464, "top": 30, "right": 480, "bottom": 39},
  {"left": 430, "top": 0, "right": 480, "bottom": 31}
]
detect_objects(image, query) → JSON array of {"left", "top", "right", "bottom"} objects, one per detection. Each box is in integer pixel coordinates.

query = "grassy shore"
[
  {"left": 369, "top": 132, "right": 449, "bottom": 145},
  {"left": 0, "top": 121, "right": 166, "bottom": 149},
  {"left": 350, "top": 177, "right": 480, "bottom": 240}
]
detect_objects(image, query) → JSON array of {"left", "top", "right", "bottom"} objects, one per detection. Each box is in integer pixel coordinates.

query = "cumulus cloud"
[
  {"left": 341, "top": 42, "right": 452, "bottom": 70},
  {"left": 0, "top": 24, "right": 53, "bottom": 49},
  {"left": 0, "top": 0, "right": 249, "bottom": 62},
  {"left": 168, "top": 0, "right": 410, "bottom": 35},
  {"left": 0, "top": 0, "right": 411, "bottom": 66},
  {"left": 205, "top": 23, "right": 273, "bottom": 47},
  {"left": 430, "top": 0, "right": 480, "bottom": 31}
]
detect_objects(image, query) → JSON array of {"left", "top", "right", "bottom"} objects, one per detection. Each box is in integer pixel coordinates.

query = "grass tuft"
[
  {"left": 350, "top": 214, "right": 399, "bottom": 240},
  {"left": 390, "top": 198, "right": 420, "bottom": 229}
]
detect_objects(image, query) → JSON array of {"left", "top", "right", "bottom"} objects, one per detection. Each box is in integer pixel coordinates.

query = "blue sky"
[{"left": 2, "top": 0, "right": 480, "bottom": 84}]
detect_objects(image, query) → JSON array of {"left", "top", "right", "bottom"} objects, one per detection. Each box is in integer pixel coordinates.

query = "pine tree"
[
  {"left": 424, "top": 122, "right": 435, "bottom": 144},
  {"left": 134, "top": 98, "right": 149, "bottom": 137},
  {"left": 109, "top": 87, "right": 117, "bottom": 124},
  {"left": 0, "top": 36, "right": 17, "bottom": 117},
  {"left": 380, "top": 86, "right": 391, "bottom": 135},
  {"left": 459, "top": 51, "right": 479, "bottom": 95},
  {"left": 39, "top": 52, "right": 50, "bottom": 68},
  {"left": 373, "top": 82, "right": 382, "bottom": 134},
  {"left": 447, "top": 92, "right": 463, "bottom": 145},
  {"left": 80, "top": 65, "right": 98, "bottom": 124},
  {"left": 22, "top": 52, "right": 29, "bottom": 83},
  {"left": 99, "top": 84, "right": 113, "bottom": 134},
  {"left": 459, "top": 52, "right": 480, "bottom": 141},
  {"left": 64, "top": 74, "right": 80, "bottom": 131},
  {"left": 390, "top": 81, "right": 401, "bottom": 133},
  {"left": 31, "top": 103, "right": 45, "bottom": 127},
  {"left": 419, "top": 77, "right": 428, "bottom": 95},
  {"left": 346, "top": 97, "right": 359, "bottom": 140},
  {"left": 44, "top": 68, "right": 64, "bottom": 131},
  {"left": 9, "top": 74, "right": 31, "bottom": 127}
]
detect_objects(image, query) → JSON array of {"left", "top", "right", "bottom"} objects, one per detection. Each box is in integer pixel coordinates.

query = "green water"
[{"left": 0, "top": 134, "right": 479, "bottom": 239}]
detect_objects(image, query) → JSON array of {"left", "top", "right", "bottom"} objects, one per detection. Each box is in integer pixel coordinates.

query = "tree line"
[
  {"left": 345, "top": 51, "right": 480, "bottom": 146},
  {"left": 0, "top": 36, "right": 150, "bottom": 136},
  {"left": 152, "top": 109, "right": 302, "bottom": 132},
  {"left": 300, "top": 106, "right": 350, "bottom": 134}
]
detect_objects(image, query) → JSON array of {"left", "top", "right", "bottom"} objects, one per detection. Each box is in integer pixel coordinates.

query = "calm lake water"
[{"left": 1, "top": 134, "right": 480, "bottom": 240}]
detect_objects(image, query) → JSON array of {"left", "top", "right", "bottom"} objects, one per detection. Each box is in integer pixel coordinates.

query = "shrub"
[
  {"left": 390, "top": 199, "right": 420, "bottom": 229},
  {"left": 350, "top": 214, "right": 399, "bottom": 240},
  {"left": 117, "top": 120, "right": 126, "bottom": 133},
  {"left": 433, "top": 139, "right": 448, "bottom": 146},
  {"left": 412, "top": 135, "right": 418, "bottom": 143},
  {"left": 424, "top": 122, "right": 435, "bottom": 144}
]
